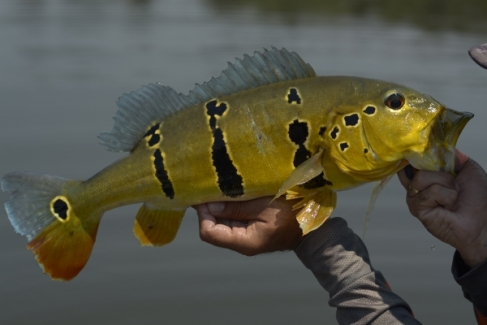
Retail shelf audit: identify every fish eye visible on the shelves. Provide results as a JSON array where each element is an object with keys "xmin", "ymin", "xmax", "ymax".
[{"xmin": 384, "ymin": 93, "xmax": 405, "ymax": 110}]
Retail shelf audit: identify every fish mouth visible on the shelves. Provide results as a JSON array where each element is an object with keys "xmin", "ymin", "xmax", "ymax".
[
  {"xmin": 407, "ymin": 108, "xmax": 473, "ymax": 173},
  {"xmin": 436, "ymin": 108, "xmax": 474, "ymax": 147}
]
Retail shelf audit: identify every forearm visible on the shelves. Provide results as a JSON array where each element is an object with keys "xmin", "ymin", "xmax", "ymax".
[
  {"xmin": 295, "ymin": 218, "xmax": 421, "ymax": 325},
  {"xmin": 452, "ymin": 251, "xmax": 487, "ymax": 320}
]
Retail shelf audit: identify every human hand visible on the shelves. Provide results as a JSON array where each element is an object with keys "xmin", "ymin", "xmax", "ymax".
[
  {"xmin": 397, "ymin": 151, "xmax": 487, "ymax": 268},
  {"xmin": 193, "ymin": 196, "xmax": 303, "ymax": 256}
]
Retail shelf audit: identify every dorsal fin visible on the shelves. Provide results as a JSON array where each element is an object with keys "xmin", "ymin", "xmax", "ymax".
[{"xmin": 98, "ymin": 47, "xmax": 317, "ymax": 152}]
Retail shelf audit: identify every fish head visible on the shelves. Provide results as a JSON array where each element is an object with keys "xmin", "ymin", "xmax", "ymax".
[
  {"xmin": 323, "ymin": 79, "xmax": 473, "ymax": 182},
  {"xmin": 361, "ymin": 85, "xmax": 473, "ymax": 174}
]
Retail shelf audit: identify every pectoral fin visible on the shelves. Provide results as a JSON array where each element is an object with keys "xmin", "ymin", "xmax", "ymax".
[
  {"xmin": 273, "ymin": 148, "xmax": 325, "ymax": 201},
  {"xmin": 293, "ymin": 189, "xmax": 337, "ymax": 235},
  {"xmin": 133, "ymin": 205, "xmax": 186, "ymax": 246}
]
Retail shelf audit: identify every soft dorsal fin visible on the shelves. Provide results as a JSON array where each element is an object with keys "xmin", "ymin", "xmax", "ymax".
[{"xmin": 98, "ymin": 47, "xmax": 317, "ymax": 152}]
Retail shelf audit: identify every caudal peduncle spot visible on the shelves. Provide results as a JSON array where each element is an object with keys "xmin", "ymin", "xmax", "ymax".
[{"xmin": 51, "ymin": 198, "xmax": 69, "ymax": 221}]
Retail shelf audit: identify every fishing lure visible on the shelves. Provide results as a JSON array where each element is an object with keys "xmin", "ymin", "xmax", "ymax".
[{"xmin": 1, "ymin": 48, "xmax": 473, "ymax": 280}]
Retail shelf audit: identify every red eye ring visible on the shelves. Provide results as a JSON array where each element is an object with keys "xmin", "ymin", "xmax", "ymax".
[{"xmin": 384, "ymin": 93, "xmax": 405, "ymax": 110}]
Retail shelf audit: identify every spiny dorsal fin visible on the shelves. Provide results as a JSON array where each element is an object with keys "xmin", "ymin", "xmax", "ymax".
[{"xmin": 98, "ymin": 47, "xmax": 316, "ymax": 152}]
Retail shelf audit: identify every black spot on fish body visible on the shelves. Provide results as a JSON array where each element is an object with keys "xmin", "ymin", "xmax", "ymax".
[
  {"xmin": 287, "ymin": 120, "xmax": 333, "ymax": 190},
  {"xmin": 206, "ymin": 100, "xmax": 228, "ymax": 130},
  {"xmin": 302, "ymin": 172, "xmax": 333, "ymax": 189},
  {"xmin": 145, "ymin": 123, "xmax": 161, "ymax": 147},
  {"xmin": 293, "ymin": 146, "xmax": 311, "ymax": 167},
  {"xmin": 288, "ymin": 120, "xmax": 309, "ymax": 145},
  {"xmin": 319, "ymin": 126, "xmax": 327, "ymax": 137},
  {"xmin": 340, "ymin": 142, "xmax": 349, "ymax": 151},
  {"xmin": 153, "ymin": 149, "xmax": 175, "ymax": 199},
  {"xmin": 288, "ymin": 120, "xmax": 312, "ymax": 168},
  {"xmin": 287, "ymin": 88, "xmax": 301, "ymax": 104},
  {"xmin": 206, "ymin": 100, "xmax": 244, "ymax": 198},
  {"xmin": 148, "ymin": 134, "xmax": 161, "ymax": 147},
  {"xmin": 363, "ymin": 106, "xmax": 376, "ymax": 115},
  {"xmin": 364, "ymin": 148, "xmax": 369, "ymax": 153},
  {"xmin": 53, "ymin": 199, "xmax": 68, "ymax": 220},
  {"xmin": 144, "ymin": 124, "xmax": 160, "ymax": 137},
  {"xmin": 211, "ymin": 129, "xmax": 244, "ymax": 197},
  {"xmin": 330, "ymin": 126, "xmax": 339, "ymax": 140},
  {"xmin": 344, "ymin": 114, "xmax": 359, "ymax": 127}
]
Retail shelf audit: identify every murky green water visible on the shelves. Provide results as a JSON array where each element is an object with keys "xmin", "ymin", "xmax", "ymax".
[{"xmin": 1, "ymin": 1, "xmax": 486, "ymax": 324}]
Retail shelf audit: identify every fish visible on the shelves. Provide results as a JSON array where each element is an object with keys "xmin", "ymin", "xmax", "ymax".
[{"xmin": 1, "ymin": 47, "xmax": 473, "ymax": 281}]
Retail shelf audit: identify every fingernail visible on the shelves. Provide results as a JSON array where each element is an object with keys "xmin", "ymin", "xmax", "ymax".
[
  {"xmin": 404, "ymin": 165, "xmax": 414, "ymax": 180},
  {"xmin": 207, "ymin": 202, "xmax": 225, "ymax": 214}
]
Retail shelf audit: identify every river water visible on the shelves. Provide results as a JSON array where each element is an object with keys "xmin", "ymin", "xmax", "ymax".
[{"xmin": 1, "ymin": 1, "xmax": 486, "ymax": 324}]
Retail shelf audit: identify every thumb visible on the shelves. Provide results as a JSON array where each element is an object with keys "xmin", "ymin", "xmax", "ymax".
[{"xmin": 206, "ymin": 201, "xmax": 254, "ymax": 221}]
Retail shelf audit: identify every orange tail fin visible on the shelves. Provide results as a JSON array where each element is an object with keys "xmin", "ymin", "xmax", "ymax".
[{"xmin": 1, "ymin": 172, "xmax": 101, "ymax": 281}]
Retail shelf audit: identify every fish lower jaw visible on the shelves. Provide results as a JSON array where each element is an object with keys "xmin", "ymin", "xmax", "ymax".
[{"xmin": 405, "ymin": 146, "xmax": 455, "ymax": 174}]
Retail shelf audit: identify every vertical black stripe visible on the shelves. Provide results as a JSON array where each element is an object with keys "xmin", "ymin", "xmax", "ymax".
[
  {"xmin": 145, "ymin": 123, "xmax": 161, "ymax": 147},
  {"xmin": 206, "ymin": 100, "xmax": 244, "ymax": 197},
  {"xmin": 153, "ymin": 149, "xmax": 175, "ymax": 199},
  {"xmin": 288, "ymin": 119, "xmax": 333, "ymax": 189},
  {"xmin": 288, "ymin": 119, "xmax": 311, "ymax": 167}
]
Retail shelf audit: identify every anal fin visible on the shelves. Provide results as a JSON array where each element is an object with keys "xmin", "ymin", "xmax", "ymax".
[
  {"xmin": 293, "ymin": 189, "xmax": 337, "ymax": 235},
  {"xmin": 134, "ymin": 205, "xmax": 186, "ymax": 246}
]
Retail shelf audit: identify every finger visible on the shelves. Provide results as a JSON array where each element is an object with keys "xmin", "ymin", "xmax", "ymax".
[
  {"xmin": 398, "ymin": 165, "xmax": 420, "ymax": 196},
  {"xmin": 409, "ymin": 170, "xmax": 456, "ymax": 193},
  {"xmin": 397, "ymin": 167, "xmax": 411, "ymax": 190},
  {"xmin": 197, "ymin": 203, "xmax": 267, "ymax": 254},
  {"xmin": 407, "ymin": 183, "xmax": 458, "ymax": 213},
  {"xmin": 454, "ymin": 149, "xmax": 470, "ymax": 173},
  {"xmin": 206, "ymin": 197, "xmax": 273, "ymax": 222},
  {"xmin": 198, "ymin": 207, "xmax": 247, "ymax": 247}
]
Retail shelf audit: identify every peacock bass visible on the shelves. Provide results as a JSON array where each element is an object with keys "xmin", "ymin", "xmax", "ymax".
[{"xmin": 1, "ymin": 48, "xmax": 473, "ymax": 281}]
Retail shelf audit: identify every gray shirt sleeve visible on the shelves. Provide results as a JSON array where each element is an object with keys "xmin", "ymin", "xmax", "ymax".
[
  {"xmin": 294, "ymin": 217, "xmax": 421, "ymax": 325},
  {"xmin": 451, "ymin": 251, "xmax": 487, "ymax": 317}
]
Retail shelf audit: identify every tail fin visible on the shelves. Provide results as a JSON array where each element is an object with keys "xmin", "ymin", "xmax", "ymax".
[{"xmin": 1, "ymin": 172, "xmax": 101, "ymax": 281}]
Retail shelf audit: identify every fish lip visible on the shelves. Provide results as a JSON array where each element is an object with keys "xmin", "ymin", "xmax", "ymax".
[
  {"xmin": 406, "ymin": 108, "xmax": 473, "ymax": 173},
  {"xmin": 438, "ymin": 108, "xmax": 474, "ymax": 147}
]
